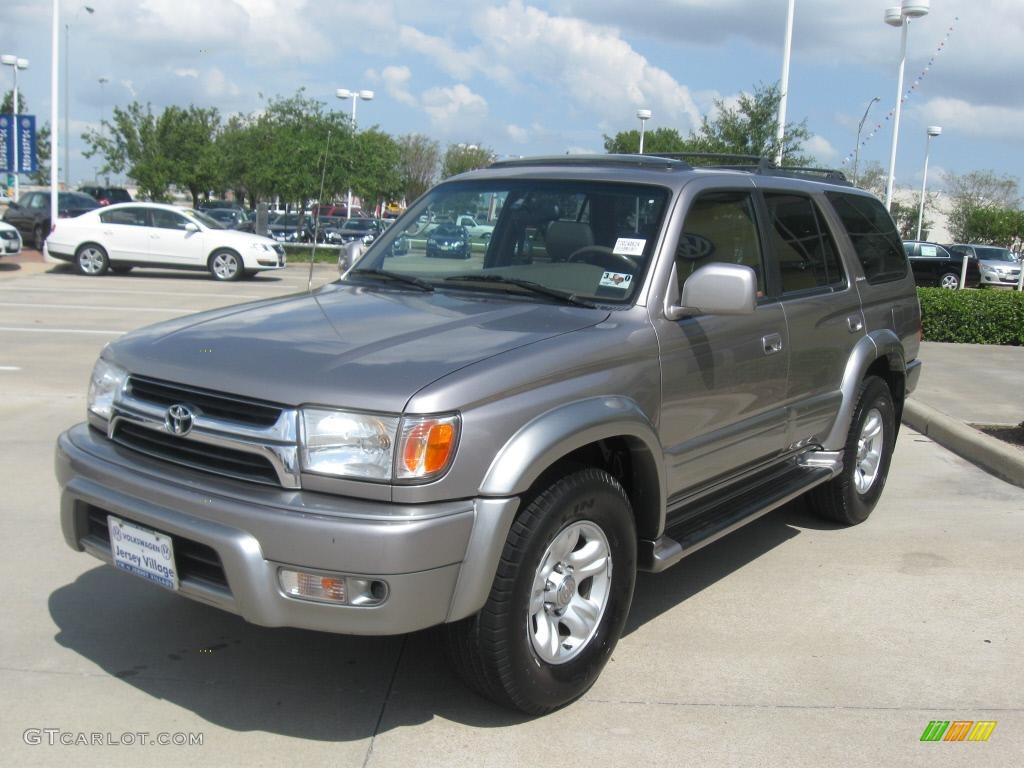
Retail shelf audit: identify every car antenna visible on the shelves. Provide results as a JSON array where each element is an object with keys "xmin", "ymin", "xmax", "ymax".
[{"xmin": 308, "ymin": 130, "xmax": 331, "ymax": 292}]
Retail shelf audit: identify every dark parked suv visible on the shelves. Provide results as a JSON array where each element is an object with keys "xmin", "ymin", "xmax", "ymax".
[
  {"xmin": 56, "ymin": 155, "xmax": 921, "ymax": 714},
  {"xmin": 2, "ymin": 191, "xmax": 99, "ymax": 248},
  {"xmin": 79, "ymin": 186, "xmax": 132, "ymax": 206}
]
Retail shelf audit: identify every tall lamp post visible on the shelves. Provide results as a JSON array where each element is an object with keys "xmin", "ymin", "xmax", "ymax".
[
  {"xmin": 915, "ymin": 125, "xmax": 941, "ymax": 241},
  {"xmin": 636, "ymin": 109, "xmax": 651, "ymax": 154},
  {"xmin": 774, "ymin": 0, "xmax": 796, "ymax": 165},
  {"xmin": 883, "ymin": 0, "xmax": 930, "ymax": 211},
  {"xmin": 853, "ymin": 96, "xmax": 880, "ymax": 185},
  {"xmin": 1, "ymin": 54, "xmax": 29, "ymax": 202},
  {"xmin": 64, "ymin": 5, "xmax": 95, "ymax": 187},
  {"xmin": 335, "ymin": 88, "xmax": 374, "ymax": 220}
]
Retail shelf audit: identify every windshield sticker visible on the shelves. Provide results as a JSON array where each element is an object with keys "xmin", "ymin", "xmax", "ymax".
[
  {"xmin": 921, "ymin": 245, "xmax": 937, "ymax": 256},
  {"xmin": 600, "ymin": 271, "xmax": 633, "ymax": 289},
  {"xmin": 613, "ymin": 237, "xmax": 646, "ymax": 256}
]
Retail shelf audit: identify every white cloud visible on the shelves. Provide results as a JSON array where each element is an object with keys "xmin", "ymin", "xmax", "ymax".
[
  {"xmin": 916, "ymin": 97, "xmax": 1024, "ymax": 142},
  {"xmin": 381, "ymin": 65, "xmax": 418, "ymax": 107},
  {"xmin": 421, "ymin": 84, "xmax": 488, "ymax": 132},
  {"xmin": 806, "ymin": 134, "xmax": 838, "ymax": 163},
  {"xmin": 398, "ymin": 26, "xmax": 481, "ymax": 80},
  {"xmin": 506, "ymin": 124, "xmax": 529, "ymax": 143},
  {"xmin": 173, "ymin": 68, "xmax": 200, "ymax": 79}
]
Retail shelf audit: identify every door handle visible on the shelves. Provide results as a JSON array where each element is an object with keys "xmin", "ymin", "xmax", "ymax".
[
  {"xmin": 847, "ymin": 315, "xmax": 864, "ymax": 333},
  {"xmin": 762, "ymin": 333, "xmax": 783, "ymax": 355}
]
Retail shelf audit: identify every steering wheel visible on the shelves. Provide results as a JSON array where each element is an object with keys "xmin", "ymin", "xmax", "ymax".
[{"xmin": 567, "ymin": 245, "xmax": 637, "ymax": 271}]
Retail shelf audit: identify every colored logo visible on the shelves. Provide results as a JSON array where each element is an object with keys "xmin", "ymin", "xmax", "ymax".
[{"xmin": 920, "ymin": 720, "xmax": 996, "ymax": 742}]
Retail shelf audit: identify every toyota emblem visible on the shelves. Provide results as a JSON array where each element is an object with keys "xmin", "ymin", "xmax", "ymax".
[{"xmin": 165, "ymin": 404, "xmax": 195, "ymax": 436}]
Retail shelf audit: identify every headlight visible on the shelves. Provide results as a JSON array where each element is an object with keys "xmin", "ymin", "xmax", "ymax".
[
  {"xmin": 299, "ymin": 408, "xmax": 459, "ymax": 482},
  {"xmin": 301, "ymin": 409, "xmax": 399, "ymax": 480},
  {"xmin": 88, "ymin": 358, "xmax": 128, "ymax": 420}
]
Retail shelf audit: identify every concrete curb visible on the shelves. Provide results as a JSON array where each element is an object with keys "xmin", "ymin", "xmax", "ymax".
[{"xmin": 903, "ymin": 399, "xmax": 1024, "ymax": 489}]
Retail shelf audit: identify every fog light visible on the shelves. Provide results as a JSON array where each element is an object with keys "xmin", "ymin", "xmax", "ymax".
[{"xmin": 278, "ymin": 568, "xmax": 388, "ymax": 606}]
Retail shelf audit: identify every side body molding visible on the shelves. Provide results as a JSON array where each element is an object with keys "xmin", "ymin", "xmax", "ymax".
[
  {"xmin": 822, "ymin": 329, "xmax": 906, "ymax": 450},
  {"xmin": 478, "ymin": 396, "xmax": 667, "ymax": 527}
]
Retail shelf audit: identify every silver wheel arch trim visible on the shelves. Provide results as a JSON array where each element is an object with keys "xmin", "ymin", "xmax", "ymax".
[{"xmin": 822, "ymin": 330, "xmax": 906, "ymax": 451}]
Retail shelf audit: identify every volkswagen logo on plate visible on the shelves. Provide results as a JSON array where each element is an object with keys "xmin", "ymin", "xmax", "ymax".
[{"xmin": 165, "ymin": 404, "xmax": 195, "ymax": 436}]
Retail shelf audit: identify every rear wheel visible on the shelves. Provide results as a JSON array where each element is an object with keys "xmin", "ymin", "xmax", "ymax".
[
  {"xmin": 74, "ymin": 244, "xmax": 109, "ymax": 276},
  {"xmin": 808, "ymin": 376, "xmax": 896, "ymax": 525},
  {"xmin": 208, "ymin": 249, "xmax": 242, "ymax": 281},
  {"xmin": 443, "ymin": 468, "xmax": 636, "ymax": 714},
  {"xmin": 939, "ymin": 272, "xmax": 960, "ymax": 289}
]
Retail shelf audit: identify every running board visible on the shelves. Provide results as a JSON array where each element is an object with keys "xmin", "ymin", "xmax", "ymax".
[{"xmin": 638, "ymin": 463, "xmax": 834, "ymax": 573}]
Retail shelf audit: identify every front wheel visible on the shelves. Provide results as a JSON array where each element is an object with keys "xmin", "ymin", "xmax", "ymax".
[
  {"xmin": 208, "ymin": 249, "xmax": 243, "ymax": 281},
  {"xmin": 808, "ymin": 376, "xmax": 896, "ymax": 525},
  {"xmin": 443, "ymin": 468, "xmax": 636, "ymax": 714},
  {"xmin": 939, "ymin": 272, "xmax": 960, "ymax": 289}
]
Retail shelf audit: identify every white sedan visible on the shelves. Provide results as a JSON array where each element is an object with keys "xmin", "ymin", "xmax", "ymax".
[
  {"xmin": 44, "ymin": 203, "xmax": 286, "ymax": 280},
  {"xmin": 0, "ymin": 220, "xmax": 22, "ymax": 257}
]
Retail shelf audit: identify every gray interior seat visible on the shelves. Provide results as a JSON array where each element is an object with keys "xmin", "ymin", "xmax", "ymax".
[{"xmin": 545, "ymin": 220, "xmax": 595, "ymax": 261}]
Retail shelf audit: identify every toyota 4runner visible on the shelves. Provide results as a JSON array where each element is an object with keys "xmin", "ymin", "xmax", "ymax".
[{"xmin": 56, "ymin": 155, "xmax": 922, "ymax": 714}]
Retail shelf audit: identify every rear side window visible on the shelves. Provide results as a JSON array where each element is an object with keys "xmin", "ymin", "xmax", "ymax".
[
  {"xmin": 764, "ymin": 192, "xmax": 845, "ymax": 293},
  {"xmin": 825, "ymin": 193, "xmax": 908, "ymax": 283},
  {"xmin": 100, "ymin": 208, "xmax": 148, "ymax": 226}
]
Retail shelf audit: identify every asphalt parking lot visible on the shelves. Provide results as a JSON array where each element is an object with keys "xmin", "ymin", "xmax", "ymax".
[{"xmin": 1, "ymin": 261, "xmax": 1022, "ymax": 767}]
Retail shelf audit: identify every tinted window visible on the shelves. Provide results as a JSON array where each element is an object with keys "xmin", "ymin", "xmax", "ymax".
[
  {"xmin": 825, "ymin": 193, "xmax": 907, "ymax": 283},
  {"xmin": 675, "ymin": 191, "xmax": 765, "ymax": 295},
  {"xmin": 100, "ymin": 208, "xmax": 149, "ymax": 226},
  {"xmin": 764, "ymin": 193, "xmax": 844, "ymax": 293},
  {"xmin": 150, "ymin": 209, "xmax": 189, "ymax": 230},
  {"xmin": 27, "ymin": 194, "xmax": 46, "ymax": 209}
]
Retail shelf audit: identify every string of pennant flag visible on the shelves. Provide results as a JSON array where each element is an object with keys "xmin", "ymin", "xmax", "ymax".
[{"xmin": 840, "ymin": 16, "xmax": 958, "ymax": 167}]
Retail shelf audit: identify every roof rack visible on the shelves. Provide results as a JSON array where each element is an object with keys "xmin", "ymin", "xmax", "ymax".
[
  {"xmin": 651, "ymin": 152, "xmax": 852, "ymax": 186},
  {"xmin": 488, "ymin": 154, "xmax": 692, "ymax": 171}
]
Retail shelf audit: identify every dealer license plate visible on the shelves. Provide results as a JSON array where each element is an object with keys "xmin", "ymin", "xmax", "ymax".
[{"xmin": 108, "ymin": 516, "xmax": 179, "ymax": 590}]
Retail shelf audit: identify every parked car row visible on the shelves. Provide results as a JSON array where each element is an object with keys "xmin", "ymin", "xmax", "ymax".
[{"xmin": 903, "ymin": 240, "xmax": 1022, "ymax": 289}]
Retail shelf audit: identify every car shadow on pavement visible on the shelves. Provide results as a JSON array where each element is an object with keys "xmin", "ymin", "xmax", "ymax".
[
  {"xmin": 0, "ymin": 262, "xmax": 21, "ymax": 272},
  {"xmin": 48, "ymin": 499, "xmax": 836, "ymax": 740}
]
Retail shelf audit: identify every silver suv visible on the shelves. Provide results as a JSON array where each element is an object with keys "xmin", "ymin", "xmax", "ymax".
[{"xmin": 56, "ymin": 155, "xmax": 922, "ymax": 714}]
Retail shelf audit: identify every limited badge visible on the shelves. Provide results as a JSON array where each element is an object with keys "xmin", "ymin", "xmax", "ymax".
[
  {"xmin": 600, "ymin": 271, "xmax": 633, "ymax": 289},
  {"xmin": 613, "ymin": 237, "xmax": 646, "ymax": 256}
]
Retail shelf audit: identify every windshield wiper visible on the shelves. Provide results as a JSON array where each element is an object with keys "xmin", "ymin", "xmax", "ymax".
[
  {"xmin": 346, "ymin": 268, "xmax": 434, "ymax": 292},
  {"xmin": 444, "ymin": 275, "xmax": 597, "ymax": 308}
]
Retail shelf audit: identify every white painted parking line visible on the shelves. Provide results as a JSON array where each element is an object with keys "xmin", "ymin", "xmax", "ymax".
[
  {"xmin": 0, "ymin": 366, "xmax": 21, "ymax": 371},
  {"xmin": 0, "ymin": 302, "xmax": 195, "ymax": 313},
  {"xmin": 0, "ymin": 326, "xmax": 124, "ymax": 335},
  {"xmin": 0, "ymin": 286, "xmax": 265, "ymax": 299}
]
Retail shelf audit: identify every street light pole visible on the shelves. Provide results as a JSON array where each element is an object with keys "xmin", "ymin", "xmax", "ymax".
[
  {"xmin": 853, "ymin": 96, "xmax": 880, "ymax": 185},
  {"xmin": 636, "ymin": 109, "xmax": 651, "ymax": 154},
  {"xmin": 335, "ymin": 88, "xmax": 374, "ymax": 220},
  {"xmin": 1, "ymin": 54, "xmax": 29, "ymax": 202},
  {"xmin": 884, "ymin": 1, "xmax": 930, "ymax": 211},
  {"xmin": 915, "ymin": 125, "xmax": 941, "ymax": 241},
  {"xmin": 774, "ymin": 0, "xmax": 796, "ymax": 165},
  {"xmin": 50, "ymin": 0, "xmax": 60, "ymax": 247}
]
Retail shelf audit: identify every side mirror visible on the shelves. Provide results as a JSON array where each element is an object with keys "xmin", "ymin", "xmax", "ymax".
[
  {"xmin": 664, "ymin": 262, "xmax": 758, "ymax": 320},
  {"xmin": 184, "ymin": 222, "xmax": 200, "ymax": 233},
  {"xmin": 6, "ymin": 201, "xmax": 19, "ymax": 210}
]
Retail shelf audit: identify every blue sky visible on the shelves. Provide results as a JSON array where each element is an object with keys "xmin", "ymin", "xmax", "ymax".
[{"xmin": 3, "ymin": 0, "xmax": 1022, "ymax": 194}]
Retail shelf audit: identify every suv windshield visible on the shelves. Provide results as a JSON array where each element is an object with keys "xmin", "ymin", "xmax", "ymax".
[{"xmin": 349, "ymin": 180, "xmax": 670, "ymax": 305}]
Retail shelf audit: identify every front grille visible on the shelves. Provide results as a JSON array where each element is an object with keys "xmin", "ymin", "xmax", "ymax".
[
  {"xmin": 85, "ymin": 506, "xmax": 230, "ymax": 592},
  {"xmin": 128, "ymin": 375, "xmax": 283, "ymax": 427},
  {"xmin": 113, "ymin": 421, "xmax": 280, "ymax": 486}
]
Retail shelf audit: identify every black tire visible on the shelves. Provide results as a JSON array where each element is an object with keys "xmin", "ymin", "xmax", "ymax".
[
  {"xmin": 208, "ymin": 249, "xmax": 243, "ymax": 281},
  {"xmin": 443, "ymin": 468, "xmax": 636, "ymax": 714},
  {"xmin": 938, "ymin": 272, "xmax": 960, "ymax": 290},
  {"xmin": 33, "ymin": 224, "xmax": 46, "ymax": 250},
  {"xmin": 74, "ymin": 243, "xmax": 110, "ymax": 276},
  {"xmin": 808, "ymin": 376, "xmax": 896, "ymax": 525},
  {"xmin": 111, "ymin": 265, "xmax": 133, "ymax": 275}
]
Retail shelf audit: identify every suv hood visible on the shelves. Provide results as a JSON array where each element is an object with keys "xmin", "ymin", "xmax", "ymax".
[{"xmin": 109, "ymin": 284, "xmax": 610, "ymax": 413}]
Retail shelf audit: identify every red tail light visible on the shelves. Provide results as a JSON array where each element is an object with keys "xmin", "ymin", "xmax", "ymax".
[{"xmin": 99, "ymin": 198, "xmax": 110, "ymax": 206}]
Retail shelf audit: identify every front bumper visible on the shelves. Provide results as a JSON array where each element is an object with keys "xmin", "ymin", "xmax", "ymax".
[
  {"xmin": 55, "ymin": 424, "xmax": 518, "ymax": 635},
  {"xmin": 980, "ymin": 271, "xmax": 1020, "ymax": 285}
]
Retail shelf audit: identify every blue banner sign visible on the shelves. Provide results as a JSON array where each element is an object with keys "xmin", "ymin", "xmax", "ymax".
[{"xmin": 0, "ymin": 115, "xmax": 37, "ymax": 174}]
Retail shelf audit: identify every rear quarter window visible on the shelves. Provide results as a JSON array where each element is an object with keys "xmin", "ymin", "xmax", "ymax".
[{"xmin": 825, "ymin": 192, "xmax": 908, "ymax": 284}]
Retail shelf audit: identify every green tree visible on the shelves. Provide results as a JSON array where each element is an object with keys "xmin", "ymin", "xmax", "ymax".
[
  {"xmin": 441, "ymin": 144, "xmax": 495, "ymax": 178},
  {"xmin": 3, "ymin": 90, "xmax": 53, "ymax": 186},
  {"xmin": 962, "ymin": 206, "xmax": 1024, "ymax": 247},
  {"xmin": 397, "ymin": 133, "xmax": 440, "ymax": 204},
  {"xmin": 351, "ymin": 129, "xmax": 402, "ymax": 214},
  {"xmin": 82, "ymin": 102, "xmax": 173, "ymax": 201},
  {"xmin": 157, "ymin": 105, "xmax": 221, "ymax": 207},
  {"xmin": 944, "ymin": 170, "xmax": 1021, "ymax": 243},
  {"xmin": 602, "ymin": 127, "xmax": 688, "ymax": 154}
]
